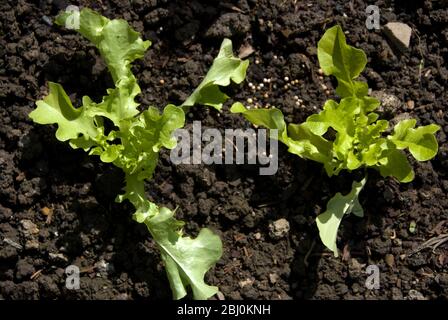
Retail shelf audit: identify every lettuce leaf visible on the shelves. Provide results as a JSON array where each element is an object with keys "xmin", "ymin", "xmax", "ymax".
[
  {"xmin": 316, "ymin": 176, "xmax": 366, "ymax": 257},
  {"xmin": 182, "ymin": 39, "xmax": 249, "ymax": 110}
]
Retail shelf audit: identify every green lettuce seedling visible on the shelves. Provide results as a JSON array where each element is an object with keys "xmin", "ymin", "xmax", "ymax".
[
  {"xmin": 30, "ymin": 8, "xmax": 248, "ymax": 299},
  {"xmin": 231, "ymin": 25, "xmax": 439, "ymax": 257}
]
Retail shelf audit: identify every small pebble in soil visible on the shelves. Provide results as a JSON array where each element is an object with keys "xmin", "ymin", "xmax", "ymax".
[
  {"xmin": 20, "ymin": 220, "xmax": 39, "ymax": 238},
  {"xmin": 269, "ymin": 273, "xmax": 279, "ymax": 284},
  {"xmin": 269, "ymin": 218, "xmax": 290, "ymax": 239},
  {"xmin": 406, "ymin": 100, "xmax": 415, "ymax": 109},
  {"xmin": 407, "ymin": 289, "xmax": 427, "ymax": 300},
  {"xmin": 239, "ymin": 278, "xmax": 254, "ymax": 288},
  {"xmin": 25, "ymin": 239, "xmax": 39, "ymax": 250}
]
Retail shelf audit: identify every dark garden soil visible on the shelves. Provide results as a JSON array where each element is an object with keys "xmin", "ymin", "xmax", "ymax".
[{"xmin": 1, "ymin": 0, "xmax": 448, "ymax": 300}]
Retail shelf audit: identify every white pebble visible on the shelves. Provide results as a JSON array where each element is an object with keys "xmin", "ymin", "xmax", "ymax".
[
  {"xmin": 247, "ymin": 98, "xmax": 253, "ymax": 104},
  {"xmin": 284, "ymin": 76, "xmax": 289, "ymax": 82}
]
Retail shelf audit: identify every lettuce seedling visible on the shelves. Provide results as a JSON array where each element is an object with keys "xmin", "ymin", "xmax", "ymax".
[
  {"xmin": 232, "ymin": 25, "xmax": 439, "ymax": 256},
  {"xmin": 30, "ymin": 8, "xmax": 248, "ymax": 299}
]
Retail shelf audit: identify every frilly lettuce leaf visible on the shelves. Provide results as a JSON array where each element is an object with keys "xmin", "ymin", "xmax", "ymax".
[
  {"xmin": 378, "ymin": 147, "xmax": 414, "ymax": 182},
  {"xmin": 182, "ymin": 39, "xmax": 249, "ymax": 110},
  {"xmin": 230, "ymin": 102, "xmax": 333, "ymax": 164},
  {"xmin": 316, "ymin": 176, "xmax": 366, "ymax": 257},
  {"xmin": 389, "ymin": 119, "xmax": 440, "ymax": 161},
  {"xmin": 144, "ymin": 207, "xmax": 222, "ymax": 300},
  {"xmin": 56, "ymin": 8, "xmax": 150, "ymax": 83},
  {"xmin": 29, "ymin": 82, "xmax": 98, "ymax": 141},
  {"xmin": 119, "ymin": 174, "xmax": 222, "ymax": 300},
  {"xmin": 55, "ymin": 8, "xmax": 151, "ymax": 127}
]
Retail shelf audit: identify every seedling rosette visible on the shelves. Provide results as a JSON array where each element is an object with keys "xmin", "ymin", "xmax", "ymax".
[
  {"xmin": 29, "ymin": 8, "xmax": 248, "ymax": 300},
  {"xmin": 232, "ymin": 25, "xmax": 440, "ymax": 257}
]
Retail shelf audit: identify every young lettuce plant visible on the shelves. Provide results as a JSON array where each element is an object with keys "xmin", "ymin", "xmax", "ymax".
[
  {"xmin": 29, "ymin": 8, "xmax": 248, "ymax": 299},
  {"xmin": 231, "ymin": 25, "xmax": 439, "ymax": 257}
]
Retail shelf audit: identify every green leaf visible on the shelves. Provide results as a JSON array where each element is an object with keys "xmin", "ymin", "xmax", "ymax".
[
  {"xmin": 182, "ymin": 39, "xmax": 249, "ymax": 110},
  {"xmin": 56, "ymin": 8, "xmax": 150, "ymax": 127},
  {"xmin": 316, "ymin": 176, "xmax": 367, "ymax": 257},
  {"xmin": 118, "ymin": 175, "xmax": 222, "ymax": 300},
  {"xmin": 304, "ymin": 98, "xmax": 357, "ymax": 136},
  {"xmin": 287, "ymin": 123, "xmax": 333, "ymax": 163},
  {"xmin": 56, "ymin": 7, "xmax": 108, "ymax": 44},
  {"xmin": 29, "ymin": 82, "xmax": 98, "ymax": 141},
  {"xmin": 361, "ymin": 139, "xmax": 386, "ymax": 166},
  {"xmin": 389, "ymin": 119, "xmax": 440, "ymax": 161},
  {"xmin": 139, "ymin": 104, "xmax": 186, "ymax": 152},
  {"xmin": 317, "ymin": 25, "xmax": 367, "ymax": 97},
  {"xmin": 99, "ymin": 144, "xmax": 123, "ymax": 163},
  {"xmin": 141, "ymin": 206, "xmax": 222, "ymax": 300},
  {"xmin": 378, "ymin": 148, "xmax": 415, "ymax": 182},
  {"xmin": 230, "ymin": 102, "xmax": 287, "ymax": 138},
  {"xmin": 56, "ymin": 8, "xmax": 150, "ymax": 83}
]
